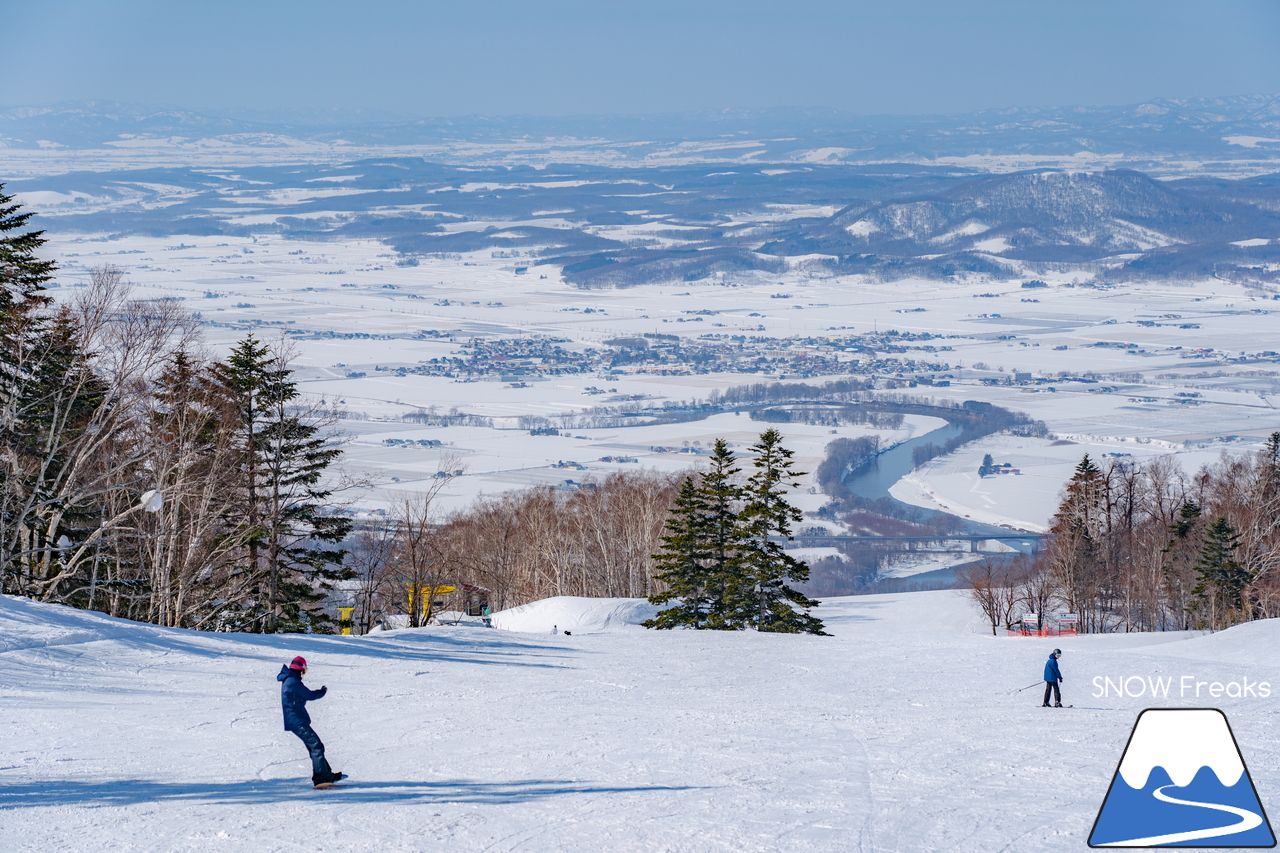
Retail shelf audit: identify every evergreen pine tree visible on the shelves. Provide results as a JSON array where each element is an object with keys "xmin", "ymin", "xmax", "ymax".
[
  {"xmin": 210, "ymin": 336, "xmax": 352, "ymax": 632},
  {"xmin": 1188, "ymin": 516, "xmax": 1248, "ymax": 630},
  {"xmin": 642, "ymin": 476, "xmax": 713, "ymax": 629},
  {"xmin": 0, "ymin": 184, "xmax": 57, "ymax": 592},
  {"xmin": 0, "ymin": 183, "xmax": 56, "ymax": 308},
  {"xmin": 1262, "ymin": 431, "xmax": 1280, "ymax": 494},
  {"xmin": 1168, "ymin": 500, "xmax": 1201, "ymax": 541},
  {"xmin": 696, "ymin": 438, "xmax": 749, "ymax": 630},
  {"xmin": 1047, "ymin": 454, "xmax": 1105, "ymax": 628},
  {"xmin": 734, "ymin": 429, "xmax": 826, "ymax": 634},
  {"xmin": 1159, "ymin": 500, "xmax": 1201, "ymax": 629},
  {"xmin": 1, "ymin": 191, "xmax": 114, "ymax": 600},
  {"xmin": 645, "ymin": 438, "xmax": 747, "ymax": 630}
]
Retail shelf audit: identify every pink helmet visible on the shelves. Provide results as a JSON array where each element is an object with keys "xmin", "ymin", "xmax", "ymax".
[{"xmin": 288, "ymin": 656, "xmax": 307, "ymax": 671}]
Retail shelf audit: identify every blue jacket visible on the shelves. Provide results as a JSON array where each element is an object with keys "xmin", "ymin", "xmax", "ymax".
[
  {"xmin": 1044, "ymin": 655, "xmax": 1062, "ymax": 683},
  {"xmin": 278, "ymin": 665, "xmax": 326, "ymax": 731}
]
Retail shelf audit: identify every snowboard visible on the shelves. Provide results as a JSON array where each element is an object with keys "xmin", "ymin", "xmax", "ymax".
[{"xmin": 314, "ymin": 774, "xmax": 348, "ymax": 789}]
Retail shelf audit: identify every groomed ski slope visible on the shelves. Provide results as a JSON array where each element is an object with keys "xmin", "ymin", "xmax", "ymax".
[{"xmin": 2, "ymin": 592, "xmax": 1278, "ymax": 853}]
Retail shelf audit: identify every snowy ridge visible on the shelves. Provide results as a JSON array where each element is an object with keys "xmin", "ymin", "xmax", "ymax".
[
  {"xmin": 829, "ymin": 171, "xmax": 1219, "ymax": 257},
  {"xmin": 0, "ymin": 594, "xmax": 181, "ymax": 654}
]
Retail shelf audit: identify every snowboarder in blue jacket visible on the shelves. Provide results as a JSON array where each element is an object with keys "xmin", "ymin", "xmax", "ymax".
[
  {"xmin": 1042, "ymin": 648, "xmax": 1063, "ymax": 707},
  {"xmin": 277, "ymin": 656, "xmax": 344, "ymax": 786}
]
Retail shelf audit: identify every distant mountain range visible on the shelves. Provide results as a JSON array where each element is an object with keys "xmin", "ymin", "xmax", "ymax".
[
  {"xmin": 3, "ymin": 95, "xmax": 1280, "ymax": 162},
  {"xmin": 552, "ymin": 169, "xmax": 1280, "ymax": 287},
  {"xmin": 5, "ymin": 151, "xmax": 1278, "ymax": 289},
  {"xmin": 750, "ymin": 169, "xmax": 1280, "ymax": 285}
]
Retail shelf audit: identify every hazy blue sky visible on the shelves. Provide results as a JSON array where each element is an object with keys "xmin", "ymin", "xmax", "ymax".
[{"xmin": 6, "ymin": 0, "xmax": 1279, "ymax": 117}]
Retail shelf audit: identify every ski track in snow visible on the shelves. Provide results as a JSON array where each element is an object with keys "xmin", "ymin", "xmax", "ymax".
[{"xmin": 2, "ymin": 591, "xmax": 1279, "ymax": 852}]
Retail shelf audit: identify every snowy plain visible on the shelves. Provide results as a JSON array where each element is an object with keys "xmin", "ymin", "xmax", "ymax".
[
  {"xmin": 0, "ymin": 179, "xmax": 1269, "ymax": 589},
  {"xmin": 3, "ymin": 592, "xmax": 1279, "ymax": 853},
  {"xmin": 5, "ymin": 141, "xmax": 1275, "ymax": 535},
  {"xmin": 890, "ymin": 434, "xmax": 1248, "ymax": 533},
  {"xmin": 24, "ymin": 223, "xmax": 1280, "ymax": 533}
]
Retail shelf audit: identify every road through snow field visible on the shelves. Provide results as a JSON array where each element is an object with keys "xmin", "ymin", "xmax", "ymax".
[{"xmin": 2, "ymin": 592, "xmax": 1278, "ymax": 852}]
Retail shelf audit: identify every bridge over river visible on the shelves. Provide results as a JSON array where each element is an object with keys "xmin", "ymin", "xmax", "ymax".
[
  {"xmin": 791, "ymin": 533, "xmax": 1043, "ymax": 554},
  {"xmin": 829, "ymin": 418, "xmax": 1048, "ymax": 557}
]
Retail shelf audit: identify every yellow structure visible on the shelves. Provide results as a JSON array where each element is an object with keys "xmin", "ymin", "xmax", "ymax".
[
  {"xmin": 406, "ymin": 584, "xmax": 457, "ymax": 621},
  {"xmin": 337, "ymin": 606, "xmax": 355, "ymax": 635}
]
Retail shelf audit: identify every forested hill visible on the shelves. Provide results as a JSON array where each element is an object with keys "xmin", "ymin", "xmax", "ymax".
[{"xmin": 755, "ymin": 169, "xmax": 1280, "ymax": 282}]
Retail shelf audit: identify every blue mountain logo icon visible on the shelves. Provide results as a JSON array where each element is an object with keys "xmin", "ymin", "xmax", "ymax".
[{"xmin": 1089, "ymin": 708, "xmax": 1276, "ymax": 847}]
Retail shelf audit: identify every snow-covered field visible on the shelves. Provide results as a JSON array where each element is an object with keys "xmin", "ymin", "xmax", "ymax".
[
  {"xmin": 24, "ymin": 225, "xmax": 1279, "ymax": 529},
  {"xmin": 5, "ymin": 134, "xmax": 1279, "ymax": 180},
  {"xmin": 4, "ymin": 592, "xmax": 1278, "ymax": 852},
  {"xmin": 0, "ymin": 155, "xmax": 1274, "ymax": 546},
  {"xmin": 336, "ymin": 411, "xmax": 941, "ymax": 517},
  {"xmin": 890, "ymin": 434, "xmax": 1249, "ymax": 532}
]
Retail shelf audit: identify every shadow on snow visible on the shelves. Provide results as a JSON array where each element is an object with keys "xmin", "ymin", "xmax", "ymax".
[
  {"xmin": 0, "ymin": 596, "xmax": 579, "ymax": 671},
  {"xmin": 0, "ymin": 777, "xmax": 705, "ymax": 808}
]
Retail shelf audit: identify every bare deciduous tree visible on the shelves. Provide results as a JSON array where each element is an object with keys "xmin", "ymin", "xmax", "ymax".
[{"xmin": 958, "ymin": 557, "xmax": 1019, "ymax": 635}]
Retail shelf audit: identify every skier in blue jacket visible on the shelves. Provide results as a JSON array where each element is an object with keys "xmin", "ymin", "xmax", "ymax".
[
  {"xmin": 277, "ymin": 656, "xmax": 344, "ymax": 787},
  {"xmin": 1042, "ymin": 648, "xmax": 1064, "ymax": 707}
]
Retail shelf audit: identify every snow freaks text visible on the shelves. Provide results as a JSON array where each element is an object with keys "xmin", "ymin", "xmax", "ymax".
[{"xmin": 1092, "ymin": 676, "xmax": 1272, "ymax": 700}]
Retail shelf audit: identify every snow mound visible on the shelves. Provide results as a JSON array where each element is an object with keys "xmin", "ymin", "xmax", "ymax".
[
  {"xmin": 1142, "ymin": 616, "xmax": 1280, "ymax": 666},
  {"xmin": 0, "ymin": 594, "xmax": 182, "ymax": 655},
  {"xmin": 492, "ymin": 596, "xmax": 659, "ymax": 634}
]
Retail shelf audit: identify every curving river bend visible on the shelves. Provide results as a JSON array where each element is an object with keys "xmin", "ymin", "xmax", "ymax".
[{"xmin": 840, "ymin": 421, "xmax": 1042, "ymax": 557}]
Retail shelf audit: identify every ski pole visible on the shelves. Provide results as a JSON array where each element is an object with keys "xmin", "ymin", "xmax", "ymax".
[{"xmin": 1013, "ymin": 681, "xmax": 1042, "ymax": 693}]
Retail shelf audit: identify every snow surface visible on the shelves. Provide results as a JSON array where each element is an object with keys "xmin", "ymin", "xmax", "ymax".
[
  {"xmin": 890, "ymin": 433, "xmax": 1255, "ymax": 533},
  {"xmin": 4, "ymin": 592, "xmax": 1280, "ymax": 852},
  {"xmin": 971, "ymin": 236, "xmax": 1011, "ymax": 254},
  {"xmin": 491, "ymin": 596, "xmax": 658, "ymax": 634},
  {"xmin": 1223, "ymin": 135, "xmax": 1280, "ymax": 148}
]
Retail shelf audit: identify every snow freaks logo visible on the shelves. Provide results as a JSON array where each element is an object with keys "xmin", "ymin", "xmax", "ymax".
[
  {"xmin": 1092, "ymin": 675, "xmax": 1272, "ymax": 700},
  {"xmin": 1089, "ymin": 709, "xmax": 1276, "ymax": 848}
]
